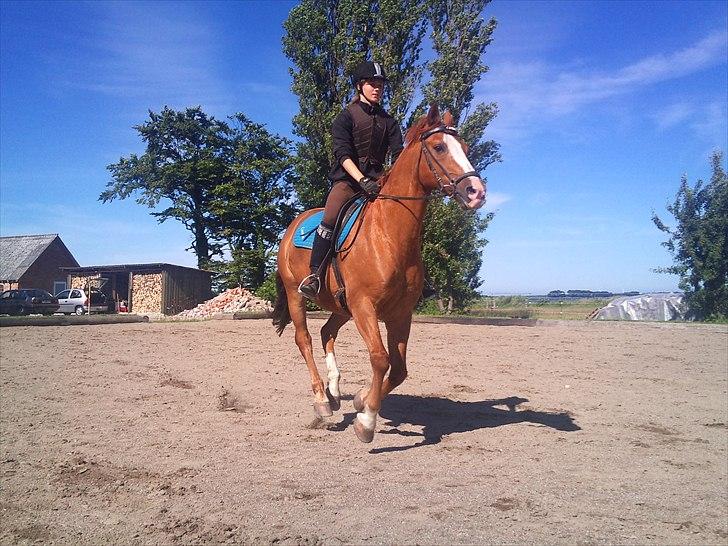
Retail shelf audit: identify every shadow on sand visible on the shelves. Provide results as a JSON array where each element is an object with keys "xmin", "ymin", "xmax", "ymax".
[{"xmin": 331, "ymin": 394, "xmax": 580, "ymax": 453}]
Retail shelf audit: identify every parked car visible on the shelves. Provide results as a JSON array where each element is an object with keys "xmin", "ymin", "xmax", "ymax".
[
  {"xmin": 55, "ymin": 288, "xmax": 109, "ymax": 315},
  {"xmin": 0, "ymin": 289, "xmax": 59, "ymax": 316}
]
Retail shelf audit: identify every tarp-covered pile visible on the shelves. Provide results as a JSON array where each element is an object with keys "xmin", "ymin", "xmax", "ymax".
[
  {"xmin": 593, "ymin": 293, "xmax": 686, "ymax": 321},
  {"xmin": 177, "ymin": 287, "xmax": 272, "ymax": 318}
]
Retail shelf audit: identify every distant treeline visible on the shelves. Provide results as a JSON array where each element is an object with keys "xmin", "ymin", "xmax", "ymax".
[{"xmin": 546, "ymin": 290, "xmax": 640, "ymax": 298}]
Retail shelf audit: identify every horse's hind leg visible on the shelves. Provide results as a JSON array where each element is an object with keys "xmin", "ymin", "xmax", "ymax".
[
  {"xmin": 287, "ymin": 291, "xmax": 332, "ymax": 417},
  {"xmin": 320, "ymin": 313, "xmax": 349, "ymax": 411}
]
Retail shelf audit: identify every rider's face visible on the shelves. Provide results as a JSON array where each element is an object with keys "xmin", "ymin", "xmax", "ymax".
[{"xmin": 360, "ymin": 78, "xmax": 384, "ymax": 104}]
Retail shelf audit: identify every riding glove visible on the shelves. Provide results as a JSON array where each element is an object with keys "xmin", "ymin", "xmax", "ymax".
[{"xmin": 358, "ymin": 176, "xmax": 380, "ymax": 196}]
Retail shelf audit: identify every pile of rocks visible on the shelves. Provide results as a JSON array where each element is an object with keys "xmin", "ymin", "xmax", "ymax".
[{"xmin": 177, "ymin": 287, "xmax": 272, "ymax": 319}]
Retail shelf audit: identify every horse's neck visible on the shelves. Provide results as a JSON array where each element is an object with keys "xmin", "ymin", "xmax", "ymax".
[{"xmin": 370, "ymin": 152, "xmax": 428, "ymax": 246}]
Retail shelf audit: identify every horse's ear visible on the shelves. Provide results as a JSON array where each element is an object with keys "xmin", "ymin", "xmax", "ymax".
[
  {"xmin": 442, "ymin": 111, "xmax": 454, "ymax": 127},
  {"xmin": 426, "ymin": 103, "xmax": 440, "ymax": 125}
]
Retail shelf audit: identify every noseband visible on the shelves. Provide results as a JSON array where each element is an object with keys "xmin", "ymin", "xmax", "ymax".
[
  {"xmin": 419, "ymin": 126, "xmax": 480, "ymax": 206},
  {"xmin": 376, "ymin": 125, "xmax": 481, "ymax": 206}
]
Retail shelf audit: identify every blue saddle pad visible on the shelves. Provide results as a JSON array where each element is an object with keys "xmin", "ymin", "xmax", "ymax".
[{"xmin": 293, "ymin": 198, "xmax": 366, "ymax": 250}]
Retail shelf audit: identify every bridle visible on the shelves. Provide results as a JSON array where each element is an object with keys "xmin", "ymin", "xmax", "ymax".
[{"xmin": 376, "ymin": 125, "xmax": 481, "ymax": 207}]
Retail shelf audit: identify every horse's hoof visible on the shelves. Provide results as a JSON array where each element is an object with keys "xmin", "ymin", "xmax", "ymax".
[
  {"xmin": 353, "ymin": 388, "xmax": 368, "ymax": 412},
  {"xmin": 326, "ymin": 387, "xmax": 341, "ymax": 411},
  {"xmin": 313, "ymin": 401, "xmax": 333, "ymax": 417},
  {"xmin": 353, "ymin": 418, "xmax": 374, "ymax": 443}
]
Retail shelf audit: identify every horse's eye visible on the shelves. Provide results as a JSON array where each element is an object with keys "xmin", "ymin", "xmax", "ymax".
[{"xmin": 434, "ymin": 144, "xmax": 446, "ymax": 153}]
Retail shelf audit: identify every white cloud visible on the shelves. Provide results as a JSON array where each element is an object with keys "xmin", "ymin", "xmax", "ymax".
[
  {"xmin": 652, "ymin": 102, "xmax": 695, "ymax": 130},
  {"xmin": 482, "ymin": 191, "xmax": 511, "ymax": 212},
  {"xmin": 478, "ymin": 30, "xmax": 728, "ymax": 142}
]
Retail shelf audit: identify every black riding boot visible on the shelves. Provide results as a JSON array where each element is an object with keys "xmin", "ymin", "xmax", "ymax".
[{"xmin": 298, "ymin": 224, "xmax": 333, "ymax": 299}]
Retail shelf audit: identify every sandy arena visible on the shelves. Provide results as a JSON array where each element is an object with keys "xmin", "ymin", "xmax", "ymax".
[{"xmin": 1, "ymin": 318, "xmax": 726, "ymax": 545}]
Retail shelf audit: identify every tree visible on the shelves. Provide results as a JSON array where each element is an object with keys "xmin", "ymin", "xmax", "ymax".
[
  {"xmin": 207, "ymin": 114, "xmax": 296, "ymax": 289},
  {"xmin": 102, "ymin": 107, "xmax": 229, "ymax": 268},
  {"xmin": 652, "ymin": 151, "xmax": 728, "ymax": 320},
  {"xmin": 281, "ymin": 0, "xmax": 499, "ymax": 310},
  {"xmin": 423, "ymin": 203, "xmax": 494, "ymax": 312},
  {"xmin": 282, "ymin": 0, "xmax": 427, "ymax": 209},
  {"xmin": 420, "ymin": 0, "xmax": 500, "ymax": 311},
  {"xmin": 102, "ymin": 107, "xmax": 294, "ymax": 290}
]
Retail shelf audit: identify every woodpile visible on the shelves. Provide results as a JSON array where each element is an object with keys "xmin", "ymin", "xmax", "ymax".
[
  {"xmin": 176, "ymin": 287, "xmax": 272, "ymax": 318},
  {"xmin": 70, "ymin": 274, "xmax": 99, "ymax": 290},
  {"xmin": 132, "ymin": 273, "xmax": 162, "ymax": 314}
]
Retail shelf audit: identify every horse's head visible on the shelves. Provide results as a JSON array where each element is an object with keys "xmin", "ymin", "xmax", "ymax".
[{"xmin": 407, "ymin": 105, "xmax": 487, "ymax": 210}]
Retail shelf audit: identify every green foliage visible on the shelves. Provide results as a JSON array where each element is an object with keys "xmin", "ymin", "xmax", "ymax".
[
  {"xmin": 422, "ymin": 201, "xmax": 493, "ymax": 311},
  {"xmin": 419, "ymin": 0, "xmax": 500, "ymax": 311},
  {"xmin": 102, "ymin": 107, "xmax": 293, "ymax": 290},
  {"xmin": 254, "ymin": 271, "xmax": 278, "ymax": 304},
  {"xmin": 653, "ymin": 151, "xmax": 728, "ymax": 320},
  {"xmin": 282, "ymin": 0, "xmax": 428, "ymax": 209},
  {"xmin": 102, "ymin": 107, "xmax": 229, "ymax": 268},
  {"xmin": 282, "ymin": 0, "xmax": 499, "ymax": 310},
  {"xmin": 208, "ymin": 113, "xmax": 295, "ymax": 289}
]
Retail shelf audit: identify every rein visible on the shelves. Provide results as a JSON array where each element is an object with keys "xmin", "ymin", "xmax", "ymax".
[{"xmin": 375, "ymin": 125, "xmax": 479, "ymax": 205}]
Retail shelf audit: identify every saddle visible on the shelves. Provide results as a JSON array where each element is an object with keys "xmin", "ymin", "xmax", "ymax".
[{"xmin": 293, "ymin": 195, "xmax": 368, "ymax": 311}]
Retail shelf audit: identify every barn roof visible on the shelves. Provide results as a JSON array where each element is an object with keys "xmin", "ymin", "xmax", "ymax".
[{"xmin": 0, "ymin": 234, "xmax": 68, "ymax": 282}]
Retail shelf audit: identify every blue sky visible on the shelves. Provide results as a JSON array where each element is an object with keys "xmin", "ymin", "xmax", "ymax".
[{"xmin": 1, "ymin": 0, "xmax": 726, "ymax": 294}]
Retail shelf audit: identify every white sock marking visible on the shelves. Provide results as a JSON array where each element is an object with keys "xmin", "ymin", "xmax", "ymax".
[
  {"xmin": 326, "ymin": 352, "xmax": 340, "ymax": 398},
  {"xmin": 357, "ymin": 404, "xmax": 378, "ymax": 430}
]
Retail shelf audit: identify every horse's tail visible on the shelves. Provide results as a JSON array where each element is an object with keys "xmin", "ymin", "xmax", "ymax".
[{"xmin": 271, "ymin": 271, "xmax": 291, "ymax": 336}]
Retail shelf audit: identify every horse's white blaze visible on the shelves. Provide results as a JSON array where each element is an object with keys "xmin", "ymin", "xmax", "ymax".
[
  {"xmin": 444, "ymin": 133, "xmax": 475, "ymax": 173},
  {"xmin": 357, "ymin": 404, "xmax": 378, "ymax": 430},
  {"xmin": 325, "ymin": 352, "xmax": 340, "ymax": 397}
]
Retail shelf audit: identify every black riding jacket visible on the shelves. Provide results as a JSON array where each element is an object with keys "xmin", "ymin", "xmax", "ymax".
[{"xmin": 328, "ymin": 101, "xmax": 404, "ymax": 185}]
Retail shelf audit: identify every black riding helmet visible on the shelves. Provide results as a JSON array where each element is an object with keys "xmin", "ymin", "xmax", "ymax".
[{"xmin": 351, "ymin": 61, "xmax": 387, "ymax": 87}]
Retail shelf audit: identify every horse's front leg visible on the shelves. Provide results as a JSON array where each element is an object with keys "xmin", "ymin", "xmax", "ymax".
[
  {"xmin": 353, "ymin": 314, "xmax": 411, "ymax": 410},
  {"xmin": 351, "ymin": 305, "xmax": 389, "ymax": 443},
  {"xmin": 320, "ymin": 313, "xmax": 350, "ymax": 411}
]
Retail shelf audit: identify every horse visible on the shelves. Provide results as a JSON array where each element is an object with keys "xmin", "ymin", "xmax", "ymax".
[{"xmin": 272, "ymin": 104, "xmax": 487, "ymax": 443}]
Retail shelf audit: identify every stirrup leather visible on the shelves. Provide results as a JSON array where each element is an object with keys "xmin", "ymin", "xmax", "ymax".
[{"xmin": 297, "ymin": 274, "xmax": 321, "ymax": 299}]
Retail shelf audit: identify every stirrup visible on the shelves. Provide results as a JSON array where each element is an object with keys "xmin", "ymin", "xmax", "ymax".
[{"xmin": 297, "ymin": 274, "xmax": 321, "ymax": 299}]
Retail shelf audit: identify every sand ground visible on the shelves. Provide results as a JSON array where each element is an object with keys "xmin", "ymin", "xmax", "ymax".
[{"xmin": 1, "ymin": 318, "xmax": 726, "ymax": 545}]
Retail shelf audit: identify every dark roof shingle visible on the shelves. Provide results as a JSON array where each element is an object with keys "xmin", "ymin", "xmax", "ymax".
[{"xmin": 0, "ymin": 234, "xmax": 59, "ymax": 281}]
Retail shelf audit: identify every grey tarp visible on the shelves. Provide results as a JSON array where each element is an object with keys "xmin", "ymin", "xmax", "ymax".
[{"xmin": 593, "ymin": 293, "xmax": 686, "ymax": 321}]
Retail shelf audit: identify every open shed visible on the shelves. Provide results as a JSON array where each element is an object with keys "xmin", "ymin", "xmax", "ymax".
[{"xmin": 61, "ymin": 263, "xmax": 213, "ymax": 315}]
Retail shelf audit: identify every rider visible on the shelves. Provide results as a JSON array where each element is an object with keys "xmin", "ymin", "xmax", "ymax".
[{"xmin": 298, "ymin": 60, "xmax": 404, "ymax": 299}]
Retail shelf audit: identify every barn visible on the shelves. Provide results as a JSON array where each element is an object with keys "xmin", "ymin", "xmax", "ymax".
[
  {"xmin": 0, "ymin": 234, "xmax": 79, "ymax": 294},
  {"xmin": 61, "ymin": 263, "xmax": 213, "ymax": 315}
]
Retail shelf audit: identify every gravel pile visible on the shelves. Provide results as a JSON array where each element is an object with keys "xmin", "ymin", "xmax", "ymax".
[{"xmin": 176, "ymin": 287, "xmax": 272, "ymax": 319}]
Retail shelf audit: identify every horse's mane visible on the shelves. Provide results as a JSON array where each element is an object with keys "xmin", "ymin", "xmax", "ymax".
[
  {"xmin": 404, "ymin": 114, "xmax": 437, "ymax": 148},
  {"xmin": 379, "ymin": 109, "xmax": 446, "ymax": 188}
]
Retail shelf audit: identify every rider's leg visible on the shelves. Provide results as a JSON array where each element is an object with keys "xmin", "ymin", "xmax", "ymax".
[{"xmin": 299, "ymin": 182, "xmax": 358, "ymax": 298}]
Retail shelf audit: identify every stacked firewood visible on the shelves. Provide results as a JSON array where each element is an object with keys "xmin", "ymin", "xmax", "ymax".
[
  {"xmin": 132, "ymin": 273, "xmax": 163, "ymax": 314},
  {"xmin": 176, "ymin": 287, "xmax": 272, "ymax": 318}
]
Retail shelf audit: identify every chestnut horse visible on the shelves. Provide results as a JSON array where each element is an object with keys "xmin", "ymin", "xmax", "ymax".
[{"xmin": 272, "ymin": 105, "xmax": 487, "ymax": 443}]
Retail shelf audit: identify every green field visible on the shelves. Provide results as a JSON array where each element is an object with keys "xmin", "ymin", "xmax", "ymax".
[{"xmin": 464, "ymin": 296, "xmax": 612, "ymax": 321}]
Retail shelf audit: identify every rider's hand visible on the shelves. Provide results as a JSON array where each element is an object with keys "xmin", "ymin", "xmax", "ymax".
[{"xmin": 358, "ymin": 176, "xmax": 380, "ymax": 196}]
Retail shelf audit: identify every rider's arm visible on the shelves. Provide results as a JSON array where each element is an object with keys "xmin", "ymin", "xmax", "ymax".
[
  {"xmin": 341, "ymin": 158, "xmax": 366, "ymax": 184},
  {"xmin": 388, "ymin": 119, "xmax": 404, "ymax": 163}
]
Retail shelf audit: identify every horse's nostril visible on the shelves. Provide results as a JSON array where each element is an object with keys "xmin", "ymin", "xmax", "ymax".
[{"xmin": 467, "ymin": 186, "xmax": 477, "ymax": 195}]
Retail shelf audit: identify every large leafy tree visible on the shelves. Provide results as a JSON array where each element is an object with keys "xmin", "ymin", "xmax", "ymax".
[
  {"xmin": 102, "ymin": 107, "xmax": 229, "ymax": 268},
  {"xmin": 102, "ymin": 107, "xmax": 293, "ymax": 290},
  {"xmin": 282, "ymin": 0, "xmax": 427, "ymax": 209},
  {"xmin": 421, "ymin": 0, "xmax": 500, "ymax": 310},
  {"xmin": 652, "ymin": 151, "xmax": 728, "ymax": 320},
  {"xmin": 282, "ymin": 0, "xmax": 499, "ymax": 310},
  {"xmin": 207, "ymin": 114, "xmax": 295, "ymax": 289}
]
